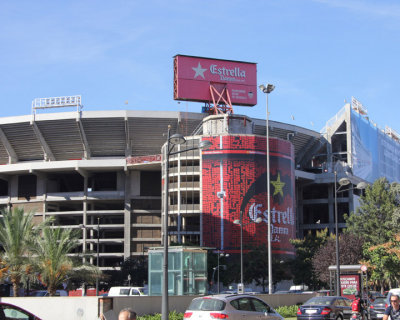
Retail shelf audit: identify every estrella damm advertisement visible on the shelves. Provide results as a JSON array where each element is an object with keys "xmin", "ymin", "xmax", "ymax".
[{"xmin": 201, "ymin": 135, "xmax": 295, "ymax": 256}]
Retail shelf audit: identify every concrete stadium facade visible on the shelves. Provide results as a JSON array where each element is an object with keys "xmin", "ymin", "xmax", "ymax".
[{"xmin": 0, "ymin": 104, "xmax": 394, "ymax": 270}]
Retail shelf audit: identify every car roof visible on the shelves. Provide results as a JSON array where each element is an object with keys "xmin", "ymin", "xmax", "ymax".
[
  {"xmin": 195, "ymin": 294, "xmax": 260, "ymax": 300},
  {"xmin": 307, "ymin": 296, "xmax": 348, "ymax": 301}
]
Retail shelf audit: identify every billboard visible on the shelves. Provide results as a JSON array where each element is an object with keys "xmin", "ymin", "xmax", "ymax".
[
  {"xmin": 174, "ymin": 55, "xmax": 257, "ymax": 106},
  {"xmin": 340, "ymin": 274, "xmax": 360, "ymax": 299},
  {"xmin": 201, "ymin": 135, "xmax": 296, "ymax": 256},
  {"xmin": 351, "ymin": 108, "xmax": 400, "ymax": 183}
]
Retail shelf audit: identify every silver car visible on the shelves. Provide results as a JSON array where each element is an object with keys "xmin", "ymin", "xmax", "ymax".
[{"xmin": 184, "ymin": 294, "xmax": 284, "ymax": 320}]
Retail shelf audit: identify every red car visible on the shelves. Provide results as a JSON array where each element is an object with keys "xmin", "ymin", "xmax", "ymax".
[{"xmin": 0, "ymin": 302, "xmax": 42, "ymax": 320}]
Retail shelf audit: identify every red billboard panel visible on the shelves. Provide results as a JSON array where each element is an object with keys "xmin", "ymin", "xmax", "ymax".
[
  {"xmin": 341, "ymin": 274, "xmax": 360, "ymax": 299},
  {"xmin": 174, "ymin": 55, "xmax": 257, "ymax": 106},
  {"xmin": 201, "ymin": 135, "xmax": 296, "ymax": 256}
]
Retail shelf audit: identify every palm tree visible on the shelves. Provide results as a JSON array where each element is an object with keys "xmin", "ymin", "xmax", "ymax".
[
  {"xmin": 0, "ymin": 207, "xmax": 37, "ymax": 297},
  {"xmin": 30, "ymin": 225, "xmax": 100, "ymax": 296}
]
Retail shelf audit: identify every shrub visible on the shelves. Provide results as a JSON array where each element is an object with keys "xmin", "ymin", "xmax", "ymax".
[
  {"xmin": 138, "ymin": 311, "xmax": 183, "ymax": 320},
  {"xmin": 275, "ymin": 305, "xmax": 299, "ymax": 318}
]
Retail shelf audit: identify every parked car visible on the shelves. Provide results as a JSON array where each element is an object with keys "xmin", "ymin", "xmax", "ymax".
[
  {"xmin": 0, "ymin": 302, "xmax": 42, "ymax": 320},
  {"xmin": 184, "ymin": 294, "xmax": 284, "ymax": 320},
  {"xmin": 297, "ymin": 296, "xmax": 352, "ymax": 320},
  {"xmin": 273, "ymin": 290, "xmax": 290, "ymax": 294},
  {"xmin": 369, "ymin": 297, "xmax": 387, "ymax": 320},
  {"xmin": 108, "ymin": 286, "xmax": 147, "ymax": 296},
  {"xmin": 369, "ymin": 291, "xmax": 385, "ymax": 301},
  {"xmin": 316, "ymin": 290, "xmax": 331, "ymax": 296},
  {"xmin": 29, "ymin": 289, "xmax": 68, "ymax": 297}
]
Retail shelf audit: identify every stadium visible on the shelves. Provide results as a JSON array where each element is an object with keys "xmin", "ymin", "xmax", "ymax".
[{"xmin": 0, "ymin": 95, "xmax": 398, "ymax": 272}]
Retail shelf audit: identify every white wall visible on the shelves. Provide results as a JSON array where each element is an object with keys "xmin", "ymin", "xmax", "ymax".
[{"xmin": 0, "ymin": 293, "xmax": 315, "ymax": 320}]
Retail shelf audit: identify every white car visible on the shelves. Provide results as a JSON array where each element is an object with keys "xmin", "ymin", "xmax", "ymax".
[
  {"xmin": 184, "ymin": 294, "xmax": 284, "ymax": 320},
  {"xmin": 108, "ymin": 286, "xmax": 147, "ymax": 296}
]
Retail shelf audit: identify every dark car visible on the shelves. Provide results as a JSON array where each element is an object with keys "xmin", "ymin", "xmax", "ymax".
[
  {"xmin": 297, "ymin": 296, "xmax": 352, "ymax": 320},
  {"xmin": 369, "ymin": 297, "xmax": 387, "ymax": 320},
  {"xmin": 0, "ymin": 302, "xmax": 42, "ymax": 320}
]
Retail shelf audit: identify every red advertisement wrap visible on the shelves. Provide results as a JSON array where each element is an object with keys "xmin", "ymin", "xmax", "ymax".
[
  {"xmin": 201, "ymin": 135, "xmax": 296, "ymax": 256},
  {"xmin": 174, "ymin": 55, "xmax": 257, "ymax": 106}
]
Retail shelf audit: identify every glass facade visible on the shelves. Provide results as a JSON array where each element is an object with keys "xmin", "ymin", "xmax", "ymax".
[{"xmin": 148, "ymin": 246, "xmax": 207, "ymax": 296}]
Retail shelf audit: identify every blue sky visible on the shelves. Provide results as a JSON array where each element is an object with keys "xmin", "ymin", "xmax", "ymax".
[{"xmin": 1, "ymin": 0, "xmax": 399, "ymax": 133}]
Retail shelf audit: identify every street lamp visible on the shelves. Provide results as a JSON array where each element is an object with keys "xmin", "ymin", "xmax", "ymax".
[
  {"xmin": 334, "ymin": 172, "xmax": 367, "ymax": 296},
  {"xmin": 162, "ymin": 125, "xmax": 212, "ymax": 320},
  {"xmin": 79, "ymin": 217, "xmax": 100, "ymax": 296},
  {"xmin": 259, "ymin": 83, "xmax": 275, "ymax": 294},
  {"xmin": 234, "ymin": 211, "xmax": 262, "ymax": 293},
  {"xmin": 217, "ymin": 251, "xmax": 229, "ymax": 294},
  {"xmin": 211, "ymin": 264, "xmax": 226, "ymax": 293}
]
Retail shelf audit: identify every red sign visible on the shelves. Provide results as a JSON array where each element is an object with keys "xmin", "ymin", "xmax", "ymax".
[
  {"xmin": 126, "ymin": 154, "xmax": 161, "ymax": 165},
  {"xmin": 174, "ymin": 55, "xmax": 257, "ymax": 106},
  {"xmin": 201, "ymin": 135, "xmax": 296, "ymax": 256},
  {"xmin": 341, "ymin": 274, "xmax": 360, "ymax": 299}
]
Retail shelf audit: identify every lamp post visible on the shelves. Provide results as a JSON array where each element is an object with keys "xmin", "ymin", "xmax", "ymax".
[
  {"xmin": 234, "ymin": 211, "xmax": 262, "ymax": 293},
  {"xmin": 334, "ymin": 172, "xmax": 367, "ymax": 296},
  {"xmin": 162, "ymin": 125, "xmax": 212, "ymax": 320},
  {"xmin": 211, "ymin": 264, "xmax": 226, "ymax": 293},
  {"xmin": 96, "ymin": 217, "xmax": 100, "ymax": 296},
  {"xmin": 79, "ymin": 218, "xmax": 100, "ymax": 296},
  {"xmin": 217, "ymin": 251, "xmax": 229, "ymax": 294},
  {"xmin": 259, "ymin": 83, "xmax": 275, "ymax": 294}
]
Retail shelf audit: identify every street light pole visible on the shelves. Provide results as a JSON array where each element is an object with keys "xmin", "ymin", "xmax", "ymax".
[
  {"xmin": 216, "ymin": 251, "xmax": 229, "ymax": 294},
  {"xmin": 234, "ymin": 211, "xmax": 262, "ymax": 293},
  {"xmin": 259, "ymin": 83, "xmax": 275, "ymax": 294},
  {"xmin": 162, "ymin": 126, "xmax": 212, "ymax": 320},
  {"xmin": 334, "ymin": 172, "xmax": 367, "ymax": 296},
  {"xmin": 240, "ymin": 212, "xmax": 244, "ymax": 287},
  {"xmin": 334, "ymin": 171, "xmax": 340, "ymax": 296},
  {"xmin": 162, "ymin": 127, "xmax": 171, "ymax": 320},
  {"xmin": 96, "ymin": 217, "xmax": 100, "ymax": 296}
]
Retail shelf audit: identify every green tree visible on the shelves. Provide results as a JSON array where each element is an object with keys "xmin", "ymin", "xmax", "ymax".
[
  {"xmin": 289, "ymin": 229, "xmax": 329, "ymax": 289},
  {"xmin": 363, "ymin": 234, "xmax": 400, "ymax": 290},
  {"xmin": 0, "ymin": 207, "xmax": 37, "ymax": 296},
  {"xmin": 30, "ymin": 225, "xmax": 100, "ymax": 296},
  {"xmin": 243, "ymin": 244, "xmax": 291, "ymax": 292},
  {"xmin": 244, "ymin": 244, "xmax": 268, "ymax": 291},
  {"xmin": 345, "ymin": 178, "xmax": 397, "ymax": 245}
]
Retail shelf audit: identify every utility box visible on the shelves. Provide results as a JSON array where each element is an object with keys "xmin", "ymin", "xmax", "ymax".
[{"xmin": 148, "ymin": 246, "xmax": 208, "ymax": 296}]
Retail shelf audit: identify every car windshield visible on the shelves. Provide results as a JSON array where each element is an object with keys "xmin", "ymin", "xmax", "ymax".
[
  {"xmin": 188, "ymin": 298, "xmax": 226, "ymax": 311},
  {"xmin": 374, "ymin": 298, "xmax": 386, "ymax": 304},
  {"xmin": 305, "ymin": 297, "xmax": 335, "ymax": 306}
]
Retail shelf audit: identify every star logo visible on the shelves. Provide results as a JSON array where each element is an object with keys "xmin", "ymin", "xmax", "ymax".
[
  {"xmin": 192, "ymin": 62, "xmax": 207, "ymax": 79},
  {"xmin": 271, "ymin": 172, "xmax": 285, "ymax": 197}
]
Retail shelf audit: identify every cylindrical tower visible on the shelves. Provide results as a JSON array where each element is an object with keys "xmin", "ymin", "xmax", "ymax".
[{"xmin": 201, "ymin": 114, "xmax": 296, "ymax": 257}]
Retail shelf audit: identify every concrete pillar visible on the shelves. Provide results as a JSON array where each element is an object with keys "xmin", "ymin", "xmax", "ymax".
[{"xmin": 124, "ymin": 171, "xmax": 131, "ymax": 260}]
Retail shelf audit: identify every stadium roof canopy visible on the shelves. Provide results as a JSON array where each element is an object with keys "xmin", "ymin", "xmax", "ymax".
[{"xmin": 0, "ymin": 110, "xmax": 323, "ymax": 165}]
